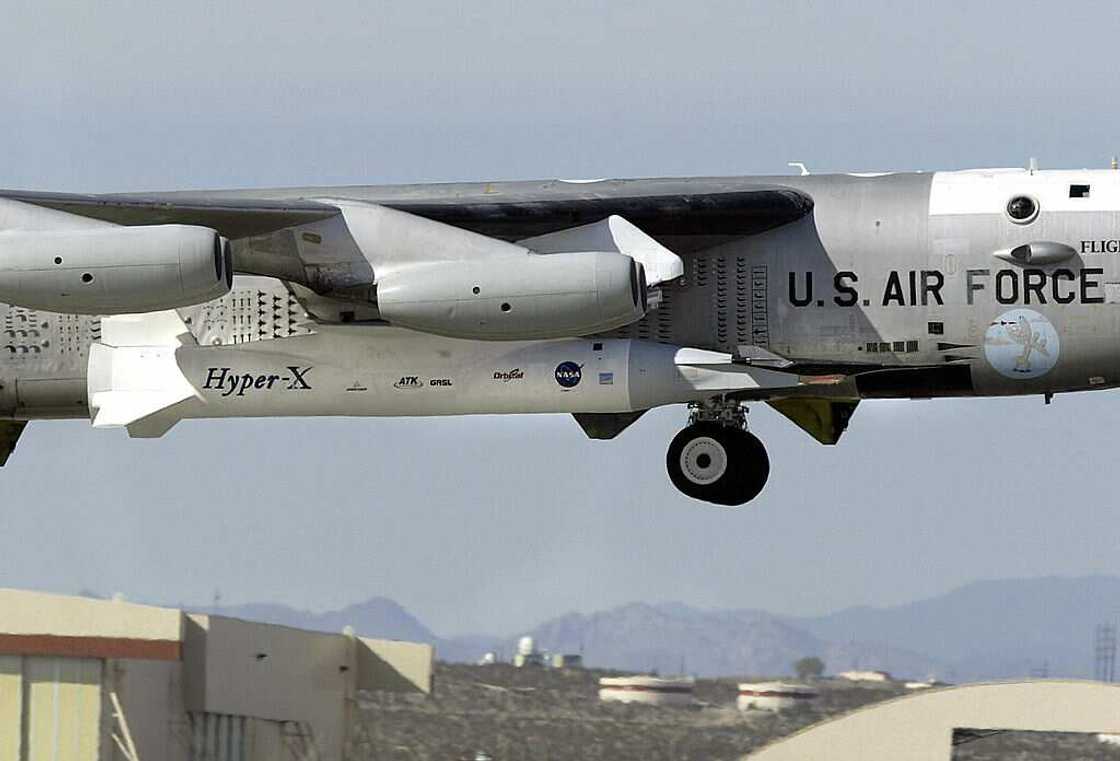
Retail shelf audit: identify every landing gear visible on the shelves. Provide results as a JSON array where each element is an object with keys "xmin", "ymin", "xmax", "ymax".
[{"xmin": 666, "ymin": 400, "xmax": 769, "ymax": 506}]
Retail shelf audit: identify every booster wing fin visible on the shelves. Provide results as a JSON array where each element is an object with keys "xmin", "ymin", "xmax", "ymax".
[
  {"xmin": 572, "ymin": 411, "xmax": 647, "ymax": 440},
  {"xmin": 0, "ymin": 421, "xmax": 27, "ymax": 466},
  {"xmin": 769, "ymin": 398, "xmax": 859, "ymax": 445},
  {"xmin": 670, "ymin": 348, "xmax": 810, "ymax": 396}
]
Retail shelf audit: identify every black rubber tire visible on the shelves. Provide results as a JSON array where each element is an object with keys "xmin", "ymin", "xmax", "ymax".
[{"xmin": 666, "ymin": 424, "xmax": 769, "ymax": 506}]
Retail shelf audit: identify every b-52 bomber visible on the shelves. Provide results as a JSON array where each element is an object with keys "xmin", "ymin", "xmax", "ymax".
[{"xmin": 0, "ymin": 166, "xmax": 1117, "ymax": 505}]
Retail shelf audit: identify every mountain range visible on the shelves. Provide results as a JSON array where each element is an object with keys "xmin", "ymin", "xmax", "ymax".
[{"xmin": 182, "ymin": 575, "xmax": 1118, "ymax": 680}]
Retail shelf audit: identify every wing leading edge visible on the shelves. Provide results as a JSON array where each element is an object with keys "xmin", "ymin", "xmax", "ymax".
[{"xmin": 0, "ymin": 182, "xmax": 813, "ymax": 244}]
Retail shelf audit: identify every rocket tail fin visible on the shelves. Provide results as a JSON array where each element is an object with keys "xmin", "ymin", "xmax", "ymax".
[{"xmin": 87, "ymin": 311, "xmax": 204, "ymax": 438}]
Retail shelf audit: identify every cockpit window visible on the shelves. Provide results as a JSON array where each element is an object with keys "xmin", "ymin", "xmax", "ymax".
[
  {"xmin": 1006, "ymin": 195, "xmax": 1039, "ymax": 224},
  {"xmin": 1070, "ymin": 184, "xmax": 1091, "ymax": 198}
]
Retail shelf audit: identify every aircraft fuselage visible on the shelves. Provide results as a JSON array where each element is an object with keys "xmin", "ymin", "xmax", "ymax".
[{"xmin": 2, "ymin": 167, "xmax": 1119, "ymax": 502}]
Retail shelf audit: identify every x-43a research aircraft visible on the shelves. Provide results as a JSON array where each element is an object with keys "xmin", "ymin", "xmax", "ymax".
[{"xmin": 1, "ymin": 165, "xmax": 1119, "ymax": 505}]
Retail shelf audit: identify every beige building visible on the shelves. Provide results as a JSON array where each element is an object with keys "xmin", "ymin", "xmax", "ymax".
[
  {"xmin": 0, "ymin": 588, "xmax": 433, "ymax": 761},
  {"xmin": 550, "ymin": 653, "xmax": 582, "ymax": 669},
  {"xmin": 746, "ymin": 681, "xmax": 1120, "ymax": 761}
]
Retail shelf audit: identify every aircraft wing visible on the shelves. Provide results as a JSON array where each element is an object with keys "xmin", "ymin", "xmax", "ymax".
[
  {"xmin": 0, "ymin": 180, "xmax": 813, "ymax": 296},
  {"xmin": 0, "ymin": 189, "xmax": 340, "ymax": 239},
  {"xmin": 0, "ymin": 179, "xmax": 813, "ymax": 241}
]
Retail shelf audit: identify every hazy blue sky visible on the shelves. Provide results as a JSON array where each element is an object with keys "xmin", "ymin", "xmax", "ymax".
[{"xmin": 3, "ymin": 0, "xmax": 1120, "ymax": 636}]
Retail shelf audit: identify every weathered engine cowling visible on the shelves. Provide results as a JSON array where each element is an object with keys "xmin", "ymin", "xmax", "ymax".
[
  {"xmin": 376, "ymin": 251, "xmax": 647, "ymax": 339},
  {"xmin": 0, "ymin": 225, "xmax": 231, "ymax": 314}
]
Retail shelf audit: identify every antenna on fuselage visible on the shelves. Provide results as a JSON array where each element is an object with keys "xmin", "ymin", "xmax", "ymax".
[
  {"xmin": 1028, "ymin": 157, "xmax": 1039, "ymax": 175},
  {"xmin": 1112, "ymin": 156, "xmax": 1118, "ymax": 171}
]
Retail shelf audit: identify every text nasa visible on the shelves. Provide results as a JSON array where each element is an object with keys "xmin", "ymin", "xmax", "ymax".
[
  {"xmin": 788, "ymin": 268, "xmax": 1109, "ymax": 307},
  {"xmin": 202, "ymin": 366, "xmax": 312, "ymax": 397}
]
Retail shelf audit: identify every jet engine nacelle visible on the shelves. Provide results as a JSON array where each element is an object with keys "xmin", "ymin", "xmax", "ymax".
[
  {"xmin": 0, "ymin": 225, "xmax": 232, "ymax": 314},
  {"xmin": 376, "ymin": 251, "xmax": 647, "ymax": 340}
]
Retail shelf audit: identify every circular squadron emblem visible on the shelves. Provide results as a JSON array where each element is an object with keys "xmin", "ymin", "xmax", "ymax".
[{"xmin": 983, "ymin": 308, "xmax": 1059, "ymax": 379}]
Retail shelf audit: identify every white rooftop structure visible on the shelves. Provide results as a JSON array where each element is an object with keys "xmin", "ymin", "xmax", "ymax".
[
  {"xmin": 905, "ymin": 678, "xmax": 949, "ymax": 690},
  {"xmin": 516, "ymin": 636, "xmax": 535, "ymax": 656},
  {"xmin": 738, "ymin": 681, "xmax": 818, "ymax": 712},
  {"xmin": 837, "ymin": 669, "xmax": 892, "ymax": 683},
  {"xmin": 599, "ymin": 675, "xmax": 694, "ymax": 706},
  {"xmin": 513, "ymin": 635, "xmax": 544, "ymax": 667}
]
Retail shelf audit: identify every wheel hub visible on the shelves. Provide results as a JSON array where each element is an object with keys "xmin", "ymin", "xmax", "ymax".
[{"xmin": 678, "ymin": 436, "xmax": 728, "ymax": 485}]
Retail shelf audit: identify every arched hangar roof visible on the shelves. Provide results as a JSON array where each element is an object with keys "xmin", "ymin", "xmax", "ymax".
[{"xmin": 746, "ymin": 680, "xmax": 1120, "ymax": 761}]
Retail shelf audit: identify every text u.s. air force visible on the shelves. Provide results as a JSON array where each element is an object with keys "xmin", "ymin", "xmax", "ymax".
[{"xmin": 788, "ymin": 268, "xmax": 1109, "ymax": 308}]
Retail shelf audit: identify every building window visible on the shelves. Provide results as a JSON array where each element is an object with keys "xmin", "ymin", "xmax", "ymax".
[
  {"xmin": 906, "ymin": 340, "xmax": 919, "ymax": 352},
  {"xmin": 928, "ymin": 322, "xmax": 944, "ymax": 335}
]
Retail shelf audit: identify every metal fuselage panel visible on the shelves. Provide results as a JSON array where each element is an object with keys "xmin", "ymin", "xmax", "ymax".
[
  {"xmin": 0, "ymin": 307, "xmax": 96, "ymax": 418},
  {"xmin": 174, "ymin": 332, "xmax": 708, "ymax": 419},
  {"xmin": 611, "ymin": 170, "xmax": 1120, "ymax": 397},
  {"xmin": 3, "ymin": 169, "xmax": 1120, "ymax": 421}
]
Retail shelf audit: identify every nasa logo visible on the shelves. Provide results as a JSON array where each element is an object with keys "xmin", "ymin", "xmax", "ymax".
[
  {"xmin": 555, "ymin": 361, "xmax": 582, "ymax": 389},
  {"xmin": 393, "ymin": 375, "xmax": 422, "ymax": 390},
  {"xmin": 983, "ymin": 308, "xmax": 1060, "ymax": 379}
]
